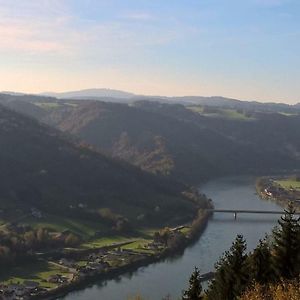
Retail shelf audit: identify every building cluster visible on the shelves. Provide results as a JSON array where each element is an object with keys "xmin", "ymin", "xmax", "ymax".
[
  {"xmin": 0, "ymin": 281, "xmax": 46, "ymax": 300},
  {"xmin": 72, "ymin": 248, "xmax": 148, "ymax": 279},
  {"xmin": 0, "ymin": 227, "xmax": 187, "ymax": 299},
  {"xmin": 264, "ymin": 184, "xmax": 300, "ymax": 202}
]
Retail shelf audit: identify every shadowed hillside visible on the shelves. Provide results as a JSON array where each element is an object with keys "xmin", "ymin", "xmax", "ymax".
[
  {"xmin": 1, "ymin": 94, "xmax": 300, "ymax": 184},
  {"xmin": 41, "ymin": 101, "xmax": 300, "ymax": 183},
  {"xmin": 0, "ymin": 104, "xmax": 199, "ymax": 227}
]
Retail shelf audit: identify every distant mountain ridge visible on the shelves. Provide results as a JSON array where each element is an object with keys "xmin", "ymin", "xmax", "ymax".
[
  {"xmin": 2, "ymin": 92, "xmax": 299, "ymax": 184},
  {"xmin": 38, "ymin": 89, "xmax": 300, "ymax": 112},
  {"xmin": 41, "ymin": 88, "xmax": 136, "ymax": 99}
]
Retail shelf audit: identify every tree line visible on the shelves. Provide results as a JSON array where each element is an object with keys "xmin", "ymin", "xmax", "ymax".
[
  {"xmin": 0, "ymin": 224, "xmax": 81, "ymax": 266},
  {"xmin": 183, "ymin": 202, "xmax": 300, "ymax": 300}
]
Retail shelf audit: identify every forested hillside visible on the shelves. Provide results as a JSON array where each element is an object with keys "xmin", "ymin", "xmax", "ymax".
[
  {"xmin": 1, "ymin": 94, "xmax": 300, "ymax": 184},
  {"xmin": 39, "ymin": 100, "xmax": 300, "ymax": 183},
  {"xmin": 0, "ymin": 103, "xmax": 199, "ymax": 227}
]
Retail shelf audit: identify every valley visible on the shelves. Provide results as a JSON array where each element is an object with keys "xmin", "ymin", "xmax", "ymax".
[
  {"xmin": 1, "ymin": 93, "xmax": 300, "ymax": 184},
  {"xmin": 0, "ymin": 92, "xmax": 300, "ymax": 299},
  {"xmin": 1, "ymin": 1, "xmax": 300, "ymax": 298}
]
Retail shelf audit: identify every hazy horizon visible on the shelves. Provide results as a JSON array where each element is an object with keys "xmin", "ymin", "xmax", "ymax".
[
  {"xmin": 0, "ymin": 0, "xmax": 299, "ymax": 104},
  {"xmin": 1, "ymin": 87, "xmax": 299, "ymax": 105}
]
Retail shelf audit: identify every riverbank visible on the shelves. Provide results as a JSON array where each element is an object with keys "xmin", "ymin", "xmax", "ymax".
[
  {"xmin": 59, "ymin": 176, "xmax": 283, "ymax": 300},
  {"xmin": 8, "ymin": 207, "xmax": 212, "ymax": 300},
  {"xmin": 256, "ymin": 176, "xmax": 300, "ymax": 210}
]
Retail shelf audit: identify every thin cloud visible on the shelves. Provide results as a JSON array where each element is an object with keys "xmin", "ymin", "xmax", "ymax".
[
  {"xmin": 122, "ymin": 12, "xmax": 156, "ymax": 21},
  {"xmin": 0, "ymin": 18, "xmax": 71, "ymax": 54},
  {"xmin": 0, "ymin": 1, "xmax": 71, "ymax": 54},
  {"xmin": 0, "ymin": 2, "xmax": 191, "ymax": 57},
  {"xmin": 252, "ymin": 0, "xmax": 290, "ymax": 6}
]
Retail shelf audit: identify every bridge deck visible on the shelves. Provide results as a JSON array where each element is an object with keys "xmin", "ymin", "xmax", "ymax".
[{"xmin": 207, "ymin": 209, "xmax": 300, "ymax": 215}]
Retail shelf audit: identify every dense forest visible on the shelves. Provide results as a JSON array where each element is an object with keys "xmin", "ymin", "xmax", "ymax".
[
  {"xmin": 1, "ymin": 93, "xmax": 300, "ymax": 298},
  {"xmin": 0, "ymin": 103, "xmax": 200, "ymax": 228},
  {"xmin": 182, "ymin": 203, "xmax": 300, "ymax": 300},
  {"xmin": 1, "ymin": 93, "xmax": 299, "ymax": 184}
]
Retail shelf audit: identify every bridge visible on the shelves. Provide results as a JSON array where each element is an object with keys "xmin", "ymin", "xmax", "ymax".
[{"xmin": 206, "ymin": 209, "xmax": 300, "ymax": 220}]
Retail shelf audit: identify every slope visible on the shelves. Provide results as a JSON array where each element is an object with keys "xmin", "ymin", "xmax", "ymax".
[{"xmin": 0, "ymin": 104, "xmax": 198, "ymax": 227}]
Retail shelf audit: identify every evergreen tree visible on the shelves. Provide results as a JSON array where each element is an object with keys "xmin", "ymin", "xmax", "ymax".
[
  {"xmin": 206, "ymin": 235, "xmax": 249, "ymax": 300},
  {"xmin": 206, "ymin": 256, "xmax": 231, "ymax": 300},
  {"xmin": 182, "ymin": 267, "xmax": 203, "ymax": 300},
  {"xmin": 272, "ymin": 202, "xmax": 300, "ymax": 279},
  {"xmin": 248, "ymin": 237, "xmax": 274, "ymax": 284}
]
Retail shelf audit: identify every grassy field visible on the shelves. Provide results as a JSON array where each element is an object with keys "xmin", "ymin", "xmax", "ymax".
[
  {"xmin": 0, "ymin": 220, "xmax": 187, "ymax": 292},
  {"xmin": 221, "ymin": 109, "xmax": 251, "ymax": 120},
  {"xmin": 34, "ymin": 102, "xmax": 78, "ymax": 109},
  {"xmin": 188, "ymin": 106, "xmax": 252, "ymax": 120},
  {"xmin": 81, "ymin": 227, "xmax": 155, "ymax": 249},
  {"xmin": 188, "ymin": 106, "xmax": 204, "ymax": 113},
  {"xmin": 22, "ymin": 214, "xmax": 110, "ymax": 238},
  {"xmin": 21, "ymin": 213, "xmax": 161, "ymax": 253},
  {"xmin": 179, "ymin": 226, "xmax": 191, "ymax": 234},
  {"xmin": 0, "ymin": 260, "xmax": 71, "ymax": 288},
  {"xmin": 34, "ymin": 102, "xmax": 61, "ymax": 109},
  {"xmin": 279, "ymin": 112, "xmax": 299, "ymax": 116},
  {"xmin": 121, "ymin": 240, "xmax": 155, "ymax": 254},
  {"xmin": 81, "ymin": 236, "xmax": 135, "ymax": 249},
  {"xmin": 275, "ymin": 178, "xmax": 300, "ymax": 190}
]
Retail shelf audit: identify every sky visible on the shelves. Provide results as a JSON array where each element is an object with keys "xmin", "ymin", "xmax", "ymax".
[{"xmin": 0, "ymin": 0, "xmax": 299, "ymax": 103}]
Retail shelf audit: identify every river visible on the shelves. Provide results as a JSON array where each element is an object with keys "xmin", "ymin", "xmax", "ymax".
[{"xmin": 59, "ymin": 176, "xmax": 281, "ymax": 300}]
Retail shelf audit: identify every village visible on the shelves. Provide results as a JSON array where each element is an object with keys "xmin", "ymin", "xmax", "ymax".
[
  {"xmin": 258, "ymin": 176, "xmax": 300, "ymax": 208},
  {"xmin": 0, "ymin": 225, "xmax": 191, "ymax": 300}
]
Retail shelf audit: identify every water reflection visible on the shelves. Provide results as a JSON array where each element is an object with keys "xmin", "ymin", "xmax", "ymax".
[{"xmin": 60, "ymin": 176, "xmax": 281, "ymax": 300}]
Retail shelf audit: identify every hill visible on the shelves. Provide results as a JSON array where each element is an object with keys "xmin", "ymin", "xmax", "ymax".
[
  {"xmin": 40, "ymin": 88, "xmax": 136, "ymax": 99},
  {"xmin": 36, "ymin": 89, "xmax": 300, "ymax": 113},
  {"xmin": 0, "ymin": 103, "xmax": 199, "ymax": 228},
  {"xmin": 33, "ymin": 100, "xmax": 300, "ymax": 183},
  {"xmin": 1, "ymin": 94, "xmax": 300, "ymax": 184}
]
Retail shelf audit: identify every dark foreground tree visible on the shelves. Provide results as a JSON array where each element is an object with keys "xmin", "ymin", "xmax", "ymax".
[
  {"xmin": 248, "ymin": 237, "xmax": 274, "ymax": 284},
  {"xmin": 182, "ymin": 267, "xmax": 203, "ymax": 300},
  {"xmin": 206, "ymin": 234, "xmax": 248, "ymax": 300},
  {"xmin": 272, "ymin": 202, "xmax": 300, "ymax": 279}
]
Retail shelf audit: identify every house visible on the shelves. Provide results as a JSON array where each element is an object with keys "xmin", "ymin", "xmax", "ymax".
[
  {"xmin": 59, "ymin": 258, "xmax": 75, "ymax": 268},
  {"xmin": 31, "ymin": 207, "xmax": 42, "ymax": 218},
  {"xmin": 48, "ymin": 274, "xmax": 68, "ymax": 284},
  {"xmin": 171, "ymin": 225, "xmax": 185, "ymax": 232},
  {"xmin": 3, "ymin": 284, "xmax": 28, "ymax": 299},
  {"xmin": 147, "ymin": 241, "xmax": 164, "ymax": 250},
  {"xmin": 24, "ymin": 280, "xmax": 40, "ymax": 291},
  {"xmin": 87, "ymin": 253, "xmax": 100, "ymax": 261},
  {"xmin": 6, "ymin": 284, "xmax": 24, "ymax": 293},
  {"xmin": 87, "ymin": 261, "xmax": 109, "ymax": 272},
  {"xmin": 264, "ymin": 186, "xmax": 279, "ymax": 197},
  {"xmin": 77, "ymin": 261, "xmax": 110, "ymax": 277}
]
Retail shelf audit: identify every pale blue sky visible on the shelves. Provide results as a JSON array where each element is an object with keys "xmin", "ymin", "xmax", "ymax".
[{"xmin": 0, "ymin": 0, "xmax": 299, "ymax": 103}]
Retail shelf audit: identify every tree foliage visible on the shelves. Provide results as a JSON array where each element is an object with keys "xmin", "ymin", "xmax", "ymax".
[
  {"xmin": 182, "ymin": 267, "xmax": 203, "ymax": 300},
  {"xmin": 189, "ymin": 203, "xmax": 300, "ymax": 299},
  {"xmin": 272, "ymin": 202, "xmax": 300, "ymax": 279},
  {"xmin": 206, "ymin": 235, "xmax": 248, "ymax": 300},
  {"xmin": 248, "ymin": 237, "xmax": 274, "ymax": 284}
]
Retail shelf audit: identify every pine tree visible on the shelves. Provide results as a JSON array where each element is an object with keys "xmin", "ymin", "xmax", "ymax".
[
  {"xmin": 206, "ymin": 235, "xmax": 249, "ymax": 300},
  {"xmin": 248, "ymin": 237, "xmax": 274, "ymax": 284},
  {"xmin": 272, "ymin": 202, "xmax": 300, "ymax": 279},
  {"xmin": 206, "ymin": 256, "xmax": 231, "ymax": 300},
  {"xmin": 182, "ymin": 267, "xmax": 203, "ymax": 300}
]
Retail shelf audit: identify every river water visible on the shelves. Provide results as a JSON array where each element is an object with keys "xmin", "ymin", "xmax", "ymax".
[{"xmin": 60, "ymin": 176, "xmax": 281, "ymax": 300}]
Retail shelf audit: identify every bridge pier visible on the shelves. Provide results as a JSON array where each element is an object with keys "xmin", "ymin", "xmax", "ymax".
[{"xmin": 234, "ymin": 212, "xmax": 237, "ymax": 220}]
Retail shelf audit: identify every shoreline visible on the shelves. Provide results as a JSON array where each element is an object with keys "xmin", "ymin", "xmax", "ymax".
[
  {"xmin": 34, "ymin": 208, "xmax": 213, "ymax": 300},
  {"xmin": 256, "ymin": 176, "xmax": 300, "ymax": 210}
]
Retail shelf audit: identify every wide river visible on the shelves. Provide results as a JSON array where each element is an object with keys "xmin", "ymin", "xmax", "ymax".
[{"xmin": 60, "ymin": 176, "xmax": 281, "ymax": 300}]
